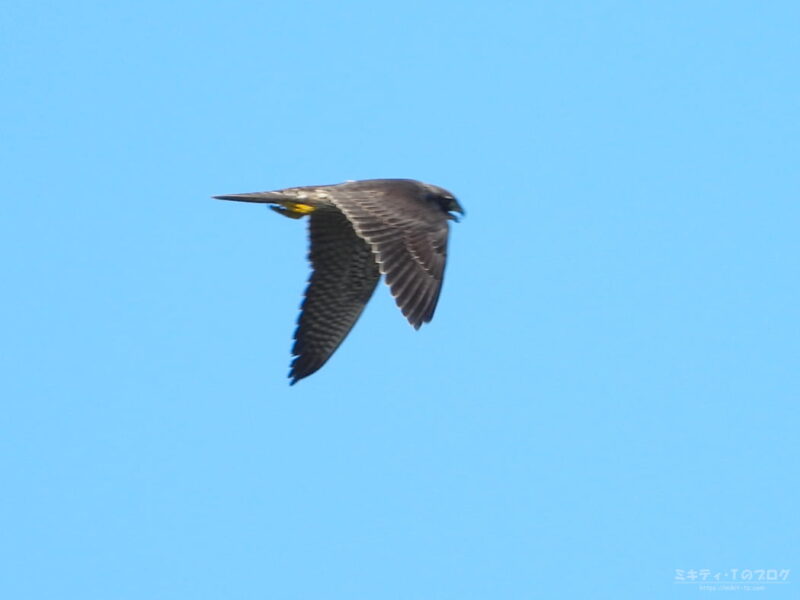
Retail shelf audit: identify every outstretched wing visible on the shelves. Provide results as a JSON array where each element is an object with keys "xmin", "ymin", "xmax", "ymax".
[
  {"xmin": 327, "ymin": 181, "xmax": 450, "ymax": 329},
  {"xmin": 290, "ymin": 208, "xmax": 381, "ymax": 384}
]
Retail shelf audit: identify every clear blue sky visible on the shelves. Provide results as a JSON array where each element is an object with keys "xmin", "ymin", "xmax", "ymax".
[{"xmin": 2, "ymin": 1, "xmax": 797, "ymax": 598}]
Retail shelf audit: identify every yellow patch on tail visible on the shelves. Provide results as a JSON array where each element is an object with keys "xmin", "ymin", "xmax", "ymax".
[
  {"xmin": 285, "ymin": 202, "xmax": 316, "ymax": 215},
  {"xmin": 270, "ymin": 202, "xmax": 317, "ymax": 219}
]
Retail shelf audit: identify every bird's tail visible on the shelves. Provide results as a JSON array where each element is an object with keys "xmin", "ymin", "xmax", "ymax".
[{"xmin": 214, "ymin": 192, "xmax": 318, "ymax": 219}]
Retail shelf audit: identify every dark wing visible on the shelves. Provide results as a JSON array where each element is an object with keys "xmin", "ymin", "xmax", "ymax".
[
  {"xmin": 290, "ymin": 208, "xmax": 381, "ymax": 384},
  {"xmin": 327, "ymin": 183, "xmax": 450, "ymax": 329}
]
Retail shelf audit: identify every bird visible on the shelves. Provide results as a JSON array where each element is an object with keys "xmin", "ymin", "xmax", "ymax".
[{"xmin": 214, "ymin": 178, "xmax": 464, "ymax": 384}]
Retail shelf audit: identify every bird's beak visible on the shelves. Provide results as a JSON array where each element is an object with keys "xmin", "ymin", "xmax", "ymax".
[
  {"xmin": 448, "ymin": 200, "xmax": 465, "ymax": 222},
  {"xmin": 213, "ymin": 192, "xmax": 275, "ymax": 203}
]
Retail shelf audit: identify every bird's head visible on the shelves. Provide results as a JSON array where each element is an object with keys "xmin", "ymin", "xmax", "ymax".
[{"xmin": 424, "ymin": 184, "xmax": 465, "ymax": 222}]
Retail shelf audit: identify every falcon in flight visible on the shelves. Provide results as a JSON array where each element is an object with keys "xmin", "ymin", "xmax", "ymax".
[{"xmin": 215, "ymin": 178, "xmax": 464, "ymax": 384}]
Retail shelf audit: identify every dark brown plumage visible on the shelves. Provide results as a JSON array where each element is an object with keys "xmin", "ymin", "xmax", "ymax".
[{"xmin": 215, "ymin": 178, "xmax": 463, "ymax": 384}]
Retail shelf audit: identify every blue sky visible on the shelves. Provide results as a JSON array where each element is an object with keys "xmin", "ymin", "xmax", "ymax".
[{"xmin": 2, "ymin": 1, "xmax": 798, "ymax": 598}]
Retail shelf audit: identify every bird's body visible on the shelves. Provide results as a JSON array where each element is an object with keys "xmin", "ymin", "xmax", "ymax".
[{"xmin": 215, "ymin": 178, "xmax": 463, "ymax": 384}]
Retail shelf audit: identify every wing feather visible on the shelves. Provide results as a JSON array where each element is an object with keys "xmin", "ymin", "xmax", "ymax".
[
  {"xmin": 327, "ymin": 181, "xmax": 451, "ymax": 329},
  {"xmin": 290, "ymin": 209, "xmax": 380, "ymax": 384}
]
